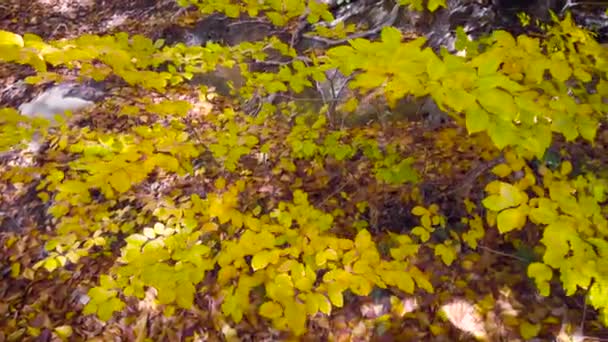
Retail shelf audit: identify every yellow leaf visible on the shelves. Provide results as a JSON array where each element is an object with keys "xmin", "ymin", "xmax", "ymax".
[
  {"xmin": 411, "ymin": 226, "xmax": 431, "ymax": 242},
  {"xmin": 396, "ymin": 272, "xmax": 415, "ymax": 293},
  {"xmin": 560, "ymin": 161, "xmax": 572, "ymax": 176},
  {"xmin": 109, "ymin": 169, "xmax": 131, "ymax": 193},
  {"xmin": 10, "ymin": 262, "xmax": 20, "ymax": 277},
  {"xmin": 411, "ymin": 206, "xmax": 428, "ymax": 216},
  {"xmin": 549, "ymin": 57, "xmax": 572, "ymax": 82},
  {"xmin": 431, "ymin": 215, "xmax": 441, "ymax": 226},
  {"xmin": 215, "ymin": 177, "xmax": 226, "ymax": 190},
  {"xmin": 259, "ymin": 301, "xmax": 283, "ymax": 319},
  {"xmin": 267, "ymin": 274, "xmax": 294, "ymax": 301},
  {"xmin": 54, "ymin": 325, "xmax": 73, "ymax": 338},
  {"xmin": 519, "ymin": 321, "xmax": 541, "ymax": 339},
  {"xmin": 340, "ymin": 97, "xmax": 358, "ymax": 112},
  {"xmin": 527, "ymin": 262, "xmax": 552, "ymax": 296},
  {"xmin": 349, "ymin": 275, "xmax": 372, "ymax": 296},
  {"xmin": 251, "ymin": 250, "xmax": 279, "ymax": 271},
  {"xmin": 496, "ymin": 206, "xmax": 528, "ymax": 233},
  {"xmin": 410, "ymin": 266, "xmax": 434, "ymax": 293},
  {"xmin": 283, "ymin": 301, "xmax": 307, "ymax": 336},
  {"xmin": 529, "ymin": 198, "xmax": 558, "ymax": 225},
  {"xmin": 421, "ymin": 214, "xmax": 432, "ymax": 228},
  {"xmin": 315, "ymin": 293, "xmax": 332, "ymax": 315},
  {"xmin": 327, "ymin": 282, "xmax": 344, "ymax": 307},
  {"xmin": 354, "ymin": 229, "xmax": 373, "ymax": 250},
  {"xmin": 304, "ymin": 293, "xmax": 319, "ymax": 315},
  {"xmin": 483, "ymin": 181, "xmax": 527, "ymax": 211},
  {"xmin": 491, "ymin": 163, "xmax": 512, "ymax": 178},
  {"xmin": 43, "ymin": 258, "xmax": 60, "ymax": 272},
  {"xmin": 434, "ymin": 243, "xmax": 457, "ymax": 266},
  {"xmin": 201, "ymin": 222, "xmax": 218, "ymax": 233},
  {"xmin": 0, "ymin": 30, "xmax": 24, "ymax": 47},
  {"xmin": 504, "ymin": 150, "xmax": 525, "ymax": 171}
]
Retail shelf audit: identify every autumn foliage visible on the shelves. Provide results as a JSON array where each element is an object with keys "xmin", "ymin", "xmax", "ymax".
[{"xmin": 1, "ymin": 0, "xmax": 608, "ymax": 340}]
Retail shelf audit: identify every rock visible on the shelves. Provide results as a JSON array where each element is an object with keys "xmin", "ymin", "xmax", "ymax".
[
  {"xmin": 162, "ymin": 13, "xmax": 276, "ymax": 47},
  {"xmin": 15, "ymin": 81, "xmax": 106, "ymax": 153},
  {"xmin": 18, "ymin": 82, "xmax": 105, "ymax": 123}
]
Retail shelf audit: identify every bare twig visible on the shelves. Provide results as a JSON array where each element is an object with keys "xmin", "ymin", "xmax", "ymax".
[
  {"xmin": 290, "ymin": 10, "xmax": 311, "ymax": 48},
  {"xmin": 303, "ymin": 4, "xmax": 400, "ymax": 47},
  {"xmin": 477, "ymin": 245, "xmax": 527, "ymax": 262},
  {"xmin": 317, "ymin": 173, "xmax": 354, "ymax": 207},
  {"xmin": 560, "ymin": 0, "xmax": 608, "ymax": 14},
  {"xmin": 430, "ymin": 155, "xmax": 505, "ymax": 203}
]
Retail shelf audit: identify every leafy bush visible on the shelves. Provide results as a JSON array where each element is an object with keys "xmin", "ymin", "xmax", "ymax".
[{"xmin": 1, "ymin": 0, "xmax": 608, "ymax": 337}]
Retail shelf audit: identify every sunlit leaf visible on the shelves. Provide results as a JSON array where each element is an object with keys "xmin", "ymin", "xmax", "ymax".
[
  {"xmin": 0, "ymin": 30, "xmax": 24, "ymax": 47},
  {"xmin": 496, "ymin": 206, "xmax": 528, "ymax": 233}
]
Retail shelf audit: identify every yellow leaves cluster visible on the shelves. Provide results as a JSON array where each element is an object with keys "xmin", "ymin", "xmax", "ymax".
[
  {"xmin": 411, "ymin": 204, "xmax": 443, "ymax": 242},
  {"xmin": 483, "ymin": 181, "xmax": 529, "ymax": 234},
  {"xmin": 484, "ymin": 151, "xmax": 608, "ymax": 322},
  {"xmin": 2, "ymin": 2, "xmax": 605, "ymax": 336},
  {"xmin": 205, "ymin": 188, "xmax": 432, "ymax": 335}
]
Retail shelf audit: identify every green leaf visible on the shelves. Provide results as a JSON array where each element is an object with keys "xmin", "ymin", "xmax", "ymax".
[
  {"xmin": 487, "ymin": 119, "xmax": 519, "ymax": 149},
  {"xmin": 465, "ymin": 107, "xmax": 490, "ymax": 134},
  {"xmin": 552, "ymin": 116, "xmax": 579, "ymax": 141},
  {"xmin": 476, "ymin": 88, "xmax": 517, "ymax": 119},
  {"xmin": 472, "ymin": 53, "xmax": 502, "ymax": 76},
  {"xmin": 492, "ymin": 30, "xmax": 516, "ymax": 48},
  {"xmin": 442, "ymin": 89, "xmax": 476, "ymax": 113},
  {"xmin": 577, "ymin": 115, "xmax": 599, "ymax": 142},
  {"xmin": 475, "ymin": 74, "xmax": 525, "ymax": 92}
]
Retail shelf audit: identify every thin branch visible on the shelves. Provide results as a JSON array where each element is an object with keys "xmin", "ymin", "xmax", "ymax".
[
  {"xmin": 290, "ymin": 9, "xmax": 311, "ymax": 48},
  {"xmin": 430, "ymin": 155, "xmax": 505, "ymax": 203},
  {"xmin": 303, "ymin": 4, "xmax": 400, "ymax": 47},
  {"xmin": 561, "ymin": 0, "xmax": 608, "ymax": 14},
  {"xmin": 477, "ymin": 245, "xmax": 528, "ymax": 262}
]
